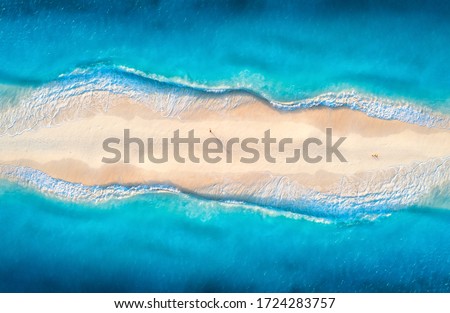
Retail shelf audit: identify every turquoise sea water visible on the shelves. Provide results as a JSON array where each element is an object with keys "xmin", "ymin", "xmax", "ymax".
[
  {"xmin": 0, "ymin": 1, "xmax": 449, "ymax": 292},
  {"xmin": 0, "ymin": 0, "xmax": 450, "ymax": 109},
  {"xmin": 1, "ymin": 181, "xmax": 449, "ymax": 292}
]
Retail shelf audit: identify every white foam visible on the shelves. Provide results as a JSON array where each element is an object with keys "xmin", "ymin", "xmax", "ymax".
[
  {"xmin": 0, "ymin": 165, "xmax": 180, "ymax": 203},
  {"xmin": 1, "ymin": 156, "xmax": 448, "ymax": 218},
  {"xmin": 0, "ymin": 66, "xmax": 448, "ymax": 137},
  {"xmin": 196, "ymin": 157, "xmax": 450, "ymax": 215}
]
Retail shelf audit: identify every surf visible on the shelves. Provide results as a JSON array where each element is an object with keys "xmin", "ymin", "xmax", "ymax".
[{"xmin": 0, "ymin": 66, "xmax": 448, "ymax": 138}]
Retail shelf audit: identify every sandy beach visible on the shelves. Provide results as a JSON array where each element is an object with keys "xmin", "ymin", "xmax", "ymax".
[{"xmin": 0, "ymin": 90, "xmax": 449, "ymax": 204}]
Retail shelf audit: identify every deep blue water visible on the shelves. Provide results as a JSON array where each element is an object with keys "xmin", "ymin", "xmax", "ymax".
[
  {"xmin": 0, "ymin": 0, "xmax": 450, "ymax": 109},
  {"xmin": 0, "ymin": 181, "xmax": 449, "ymax": 292}
]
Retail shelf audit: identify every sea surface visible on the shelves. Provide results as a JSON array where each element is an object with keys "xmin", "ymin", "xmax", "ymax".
[
  {"xmin": 1, "ymin": 181, "xmax": 449, "ymax": 292},
  {"xmin": 0, "ymin": 0, "xmax": 449, "ymax": 292},
  {"xmin": 0, "ymin": 0, "xmax": 450, "ymax": 109}
]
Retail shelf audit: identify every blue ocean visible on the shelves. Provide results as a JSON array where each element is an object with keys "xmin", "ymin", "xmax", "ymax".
[
  {"xmin": 0, "ymin": 181, "xmax": 449, "ymax": 292},
  {"xmin": 0, "ymin": 0, "xmax": 449, "ymax": 292}
]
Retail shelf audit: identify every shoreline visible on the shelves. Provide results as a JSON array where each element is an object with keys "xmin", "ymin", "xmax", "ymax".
[
  {"xmin": 1, "ymin": 90, "xmax": 449, "ymax": 210},
  {"xmin": 1, "ymin": 67, "xmax": 449, "ymax": 140},
  {"xmin": 2, "ymin": 65, "xmax": 450, "ymax": 120}
]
